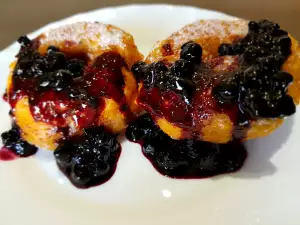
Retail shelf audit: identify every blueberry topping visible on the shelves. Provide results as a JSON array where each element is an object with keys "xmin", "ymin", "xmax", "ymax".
[
  {"xmin": 66, "ymin": 59, "xmax": 85, "ymax": 78},
  {"xmin": 258, "ymin": 19, "xmax": 280, "ymax": 32},
  {"xmin": 142, "ymin": 61, "xmax": 168, "ymax": 89},
  {"xmin": 1, "ymin": 125, "xmax": 38, "ymax": 157},
  {"xmin": 67, "ymin": 88, "xmax": 98, "ymax": 108},
  {"xmin": 126, "ymin": 115, "xmax": 247, "ymax": 178},
  {"xmin": 132, "ymin": 56, "xmax": 197, "ymax": 102},
  {"xmin": 54, "ymin": 126, "xmax": 121, "ymax": 188},
  {"xmin": 17, "ymin": 36, "xmax": 31, "ymax": 46},
  {"xmin": 13, "ymin": 38, "xmax": 87, "ymax": 89},
  {"xmin": 279, "ymin": 95, "xmax": 296, "ymax": 116},
  {"xmin": 180, "ymin": 41, "xmax": 202, "ymax": 63},
  {"xmin": 213, "ymin": 20, "xmax": 295, "ymax": 119},
  {"xmin": 131, "ymin": 61, "xmax": 146, "ymax": 82},
  {"xmin": 248, "ymin": 21, "xmax": 259, "ymax": 32},
  {"xmin": 213, "ymin": 76, "xmax": 239, "ymax": 105},
  {"xmin": 272, "ymin": 71, "xmax": 293, "ymax": 90},
  {"xmin": 219, "ymin": 44, "xmax": 234, "ymax": 56},
  {"xmin": 46, "ymin": 51, "xmax": 67, "ymax": 70},
  {"xmin": 171, "ymin": 59, "xmax": 194, "ymax": 79},
  {"xmin": 38, "ymin": 70, "xmax": 73, "ymax": 92}
]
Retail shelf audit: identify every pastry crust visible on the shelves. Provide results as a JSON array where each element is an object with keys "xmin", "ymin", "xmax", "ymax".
[
  {"xmin": 145, "ymin": 19, "xmax": 300, "ymax": 143},
  {"xmin": 7, "ymin": 22, "xmax": 143, "ymax": 150}
]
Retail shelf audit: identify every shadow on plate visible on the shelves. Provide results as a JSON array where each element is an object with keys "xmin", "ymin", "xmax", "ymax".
[{"xmin": 231, "ymin": 115, "xmax": 295, "ymax": 179}]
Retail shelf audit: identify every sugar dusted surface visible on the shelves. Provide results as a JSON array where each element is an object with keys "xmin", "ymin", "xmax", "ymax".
[
  {"xmin": 40, "ymin": 22, "xmax": 127, "ymax": 51},
  {"xmin": 147, "ymin": 19, "xmax": 249, "ymax": 62},
  {"xmin": 169, "ymin": 19, "xmax": 248, "ymax": 49}
]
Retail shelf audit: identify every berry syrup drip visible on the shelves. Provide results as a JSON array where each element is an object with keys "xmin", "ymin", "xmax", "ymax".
[
  {"xmin": 5, "ymin": 36, "xmax": 131, "ymax": 137},
  {"xmin": 54, "ymin": 126, "xmax": 121, "ymax": 188},
  {"xmin": 0, "ymin": 148, "xmax": 19, "ymax": 161},
  {"xmin": 126, "ymin": 114, "xmax": 247, "ymax": 178},
  {"xmin": 132, "ymin": 20, "xmax": 295, "ymax": 139},
  {"xmin": 1, "ymin": 124, "xmax": 38, "ymax": 158}
]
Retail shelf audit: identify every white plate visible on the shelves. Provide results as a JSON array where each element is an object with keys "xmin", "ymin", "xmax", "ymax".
[{"xmin": 0, "ymin": 4, "xmax": 299, "ymax": 225}]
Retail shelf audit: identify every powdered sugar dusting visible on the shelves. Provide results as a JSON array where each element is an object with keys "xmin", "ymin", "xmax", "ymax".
[
  {"xmin": 170, "ymin": 19, "xmax": 248, "ymax": 49},
  {"xmin": 147, "ymin": 19, "xmax": 249, "ymax": 62},
  {"xmin": 40, "ymin": 22, "xmax": 126, "ymax": 52}
]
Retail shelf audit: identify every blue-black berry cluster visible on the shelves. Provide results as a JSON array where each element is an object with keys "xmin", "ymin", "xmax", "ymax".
[
  {"xmin": 131, "ymin": 41, "xmax": 202, "ymax": 101},
  {"xmin": 126, "ymin": 114, "xmax": 247, "ymax": 178},
  {"xmin": 14, "ymin": 36, "xmax": 86, "ymax": 92},
  {"xmin": 214, "ymin": 20, "xmax": 295, "ymax": 118},
  {"xmin": 54, "ymin": 127, "xmax": 121, "ymax": 188},
  {"xmin": 1, "ymin": 125, "xmax": 38, "ymax": 157}
]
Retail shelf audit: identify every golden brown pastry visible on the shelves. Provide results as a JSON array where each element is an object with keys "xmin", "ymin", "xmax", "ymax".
[
  {"xmin": 5, "ymin": 22, "xmax": 143, "ymax": 150},
  {"xmin": 133, "ymin": 19, "xmax": 300, "ymax": 143}
]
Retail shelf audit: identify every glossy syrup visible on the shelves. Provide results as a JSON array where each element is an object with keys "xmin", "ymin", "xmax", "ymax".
[
  {"xmin": 134, "ymin": 20, "xmax": 295, "ymax": 140},
  {"xmin": 126, "ymin": 114, "xmax": 247, "ymax": 178},
  {"xmin": 0, "ymin": 148, "xmax": 18, "ymax": 161},
  {"xmin": 0, "ymin": 20, "xmax": 295, "ymax": 188},
  {"xmin": 5, "ymin": 37, "xmax": 132, "ymax": 139}
]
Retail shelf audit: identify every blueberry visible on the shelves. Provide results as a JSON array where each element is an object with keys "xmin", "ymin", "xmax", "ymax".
[
  {"xmin": 1, "ymin": 126, "xmax": 38, "ymax": 157},
  {"xmin": 180, "ymin": 41, "xmax": 202, "ymax": 63},
  {"xmin": 272, "ymin": 71, "xmax": 293, "ymax": 90},
  {"xmin": 125, "ymin": 122, "xmax": 146, "ymax": 142},
  {"xmin": 214, "ymin": 85, "xmax": 238, "ymax": 105},
  {"xmin": 30, "ymin": 58, "xmax": 46, "ymax": 77},
  {"xmin": 131, "ymin": 61, "xmax": 146, "ymax": 82},
  {"xmin": 258, "ymin": 20, "xmax": 280, "ymax": 32},
  {"xmin": 125, "ymin": 115, "xmax": 247, "ymax": 178},
  {"xmin": 46, "ymin": 51, "xmax": 67, "ymax": 70},
  {"xmin": 171, "ymin": 59, "xmax": 194, "ymax": 79},
  {"xmin": 143, "ymin": 61, "xmax": 168, "ymax": 89},
  {"xmin": 14, "ymin": 51, "xmax": 46, "ymax": 78},
  {"xmin": 278, "ymin": 95, "xmax": 296, "ymax": 116},
  {"xmin": 272, "ymin": 29, "xmax": 288, "ymax": 37},
  {"xmin": 54, "ymin": 126, "xmax": 121, "ymax": 188},
  {"xmin": 231, "ymin": 43, "xmax": 244, "ymax": 54},
  {"xmin": 244, "ymin": 46, "xmax": 262, "ymax": 62},
  {"xmin": 274, "ymin": 36, "xmax": 291, "ymax": 49},
  {"xmin": 214, "ymin": 76, "xmax": 239, "ymax": 105},
  {"xmin": 248, "ymin": 21, "xmax": 259, "ymax": 32},
  {"xmin": 126, "ymin": 114, "xmax": 157, "ymax": 142},
  {"xmin": 39, "ymin": 70, "xmax": 73, "ymax": 92},
  {"xmin": 153, "ymin": 61, "xmax": 168, "ymax": 73},
  {"xmin": 218, "ymin": 44, "xmax": 234, "ymax": 56},
  {"xmin": 66, "ymin": 59, "xmax": 85, "ymax": 77},
  {"xmin": 17, "ymin": 36, "xmax": 31, "ymax": 46},
  {"xmin": 257, "ymin": 56, "xmax": 279, "ymax": 72}
]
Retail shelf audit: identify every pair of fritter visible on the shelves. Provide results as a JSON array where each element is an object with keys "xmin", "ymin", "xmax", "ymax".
[{"xmin": 5, "ymin": 19, "xmax": 300, "ymax": 150}]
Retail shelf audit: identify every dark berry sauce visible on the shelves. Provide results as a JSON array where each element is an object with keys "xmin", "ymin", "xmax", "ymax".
[
  {"xmin": 0, "ymin": 20, "xmax": 295, "ymax": 188},
  {"xmin": 1, "ymin": 125, "xmax": 38, "ymax": 157},
  {"xmin": 126, "ymin": 114, "xmax": 247, "ymax": 178},
  {"xmin": 0, "ymin": 148, "xmax": 19, "ymax": 161},
  {"xmin": 5, "ymin": 36, "xmax": 132, "ymax": 139},
  {"xmin": 54, "ymin": 126, "xmax": 121, "ymax": 188},
  {"xmin": 133, "ymin": 20, "xmax": 295, "ymax": 140}
]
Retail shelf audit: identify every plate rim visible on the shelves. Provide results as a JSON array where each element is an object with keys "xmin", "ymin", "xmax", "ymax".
[{"xmin": 0, "ymin": 4, "xmax": 236, "ymax": 53}]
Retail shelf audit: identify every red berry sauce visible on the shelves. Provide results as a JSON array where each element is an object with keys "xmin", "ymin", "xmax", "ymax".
[
  {"xmin": 0, "ymin": 148, "xmax": 19, "ymax": 161},
  {"xmin": 133, "ymin": 20, "xmax": 295, "ymax": 140},
  {"xmin": 126, "ymin": 114, "xmax": 247, "ymax": 178},
  {"xmin": 5, "ymin": 36, "xmax": 133, "ymax": 139}
]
